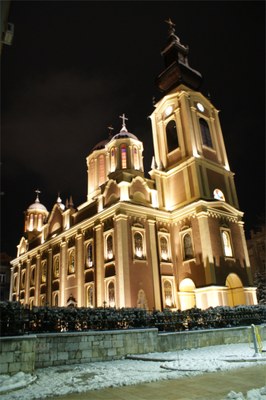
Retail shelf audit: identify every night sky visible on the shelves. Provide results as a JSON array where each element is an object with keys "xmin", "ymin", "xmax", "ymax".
[{"xmin": 1, "ymin": 1, "xmax": 265, "ymax": 258}]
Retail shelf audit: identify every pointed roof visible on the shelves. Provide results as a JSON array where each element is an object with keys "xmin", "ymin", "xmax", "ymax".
[{"xmin": 156, "ymin": 19, "xmax": 202, "ymax": 93}]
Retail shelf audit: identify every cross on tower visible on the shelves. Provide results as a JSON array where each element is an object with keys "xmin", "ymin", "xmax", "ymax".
[
  {"xmin": 165, "ymin": 18, "xmax": 176, "ymax": 35},
  {"xmin": 119, "ymin": 113, "xmax": 128, "ymax": 132}
]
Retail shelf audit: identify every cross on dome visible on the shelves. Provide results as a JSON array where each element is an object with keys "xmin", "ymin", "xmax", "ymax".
[
  {"xmin": 35, "ymin": 189, "xmax": 41, "ymax": 202},
  {"xmin": 119, "ymin": 113, "xmax": 128, "ymax": 132}
]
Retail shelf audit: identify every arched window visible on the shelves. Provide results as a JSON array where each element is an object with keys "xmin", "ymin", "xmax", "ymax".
[
  {"xmin": 53, "ymin": 257, "xmax": 60, "ymax": 277},
  {"xmin": 110, "ymin": 147, "xmax": 116, "ymax": 172},
  {"xmin": 98, "ymin": 155, "xmax": 105, "ymax": 185},
  {"xmin": 89, "ymin": 159, "xmax": 95, "ymax": 192},
  {"xmin": 108, "ymin": 281, "xmax": 115, "ymax": 307},
  {"xmin": 106, "ymin": 235, "xmax": 113, "ymax": 260},
  {"xmin": 68, "ymin": 250, "xmax": 75, "ymax": 274},
  {"xmin": 31, "ymin": 266, "xmax": 36, "ymax": 286},
  {"xmin": 213, "ymin": 188, "xmax": 225, "ymax": 201},
  {"xmin": 164, "ymin": 280, "xmax": 174, "ymax": 307},
  {"xmin": 222, "ymin": 230, "xmax": 233, "ymax": 257},
  {"xmin": 29, "ymin": 214, "xmax": 34, "ymax": 231},
  {"xmin": 87, "ymin": 285, "xmax": 94, "ymax": 308},
  {"xmin": 21, "ymin": 271, "xmax": 26, "ymax": 289},
  {"xmin": 199, "ymin": 118, "xmax": 213, "ymax": 148},
  {"xmin": 41, "ymin": 262, "xmax": 47, "ymax": 283},
  {"xmin": 166, "ymin": 120, "xmax": 179, "ymax": 153},
  {"xmin": 133, "ymin": 146, "xmax": 139, "ymax": 169},
  {"xmin": 183, "ymin": 233, "xmax": 194, "ymax": 260},
  {"xmin": 160, "ymin": 236, "xmax": 169, "ymax": 261},
  {"xmin": 87, "ymin": 243, "xmax": 93, "ymax": 267},
  {"xmin": 134, "ymin": 232, "xmax": 143, "ymax": 258},
  {"xmin": 13, "ymin": 274, "xmax": 17, "ymax": 291},
  {"xmin": 54, "ymin": 293, "xmax": 58, "ymax": 307},
  {"xmin": 121, "ymin": 144, "xmax": 127, "ymax": 169},
  {"xmin": 37, "ymin": 214, "xmax": 43, "ymax": 231},
  {"xmin": 40, "ymin": 295, "xmax": 46, "ymax": 306}
]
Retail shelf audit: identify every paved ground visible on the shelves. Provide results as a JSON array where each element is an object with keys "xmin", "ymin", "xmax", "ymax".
[{"xmin": 49, "ymin": 365, "xmax": 266, "ymax": 400}]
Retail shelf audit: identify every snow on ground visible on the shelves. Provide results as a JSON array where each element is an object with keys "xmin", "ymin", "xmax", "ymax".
[{"xmin": 0, "ymin": 342, "xmax": 266, "ymax": 400}]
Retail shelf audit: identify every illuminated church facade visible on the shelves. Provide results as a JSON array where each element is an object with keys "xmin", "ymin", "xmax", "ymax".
[{"xmin": 10, "ymin": 22, "xmax": 257, "ymax": 310}]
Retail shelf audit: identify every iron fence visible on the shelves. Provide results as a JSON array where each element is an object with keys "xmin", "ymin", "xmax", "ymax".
[{"xmin": 0, "ymin": 302, "xmax": 265, "ymax": 336}]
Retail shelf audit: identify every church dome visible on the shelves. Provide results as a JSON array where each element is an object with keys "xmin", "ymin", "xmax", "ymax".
[
  {"xmin": 91, "ymin": 139, "xmax": 109, "ymax": 152},
  {"xmin": 27, "ymin": 192, "xmax": 48, "ymax": 212},
  {"xmin": 111, "ymin": 131, "xmax": 139, "ymax": 141}
]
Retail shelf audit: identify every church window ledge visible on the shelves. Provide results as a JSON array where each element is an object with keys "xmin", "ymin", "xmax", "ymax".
[
  {"xmin": 133, "ymin": 258, "xmax": 147, "ymax": 264},
  {"xmin": 67, "ymin": 273, "xmax": 76, "ymax": 279},
  {"xmin": 182, "ymin": 257, "xmax": 196, "ymax": 264},
  {"xmin": 202, "ymin": 144, "xmax": 216, "ymax": 153},
  {"xmin": 224, "ymin": 257, "xmax": 236, "ymax": 263},
  {"xmin": 160, "ymin": 260, "xmax": 173, "ymax": 266},
  {"xmin": 104, "ymin": 260, "xmax": 115, "ymax": 267}
]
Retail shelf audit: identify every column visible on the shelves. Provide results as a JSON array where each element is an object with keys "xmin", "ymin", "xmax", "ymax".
[
  {"xmin": 9, "ymin": 266, "xmax": 14, "ymax": 301},
  {"xmin": 76, "ymin": 231, "xmax": 84, "ymax": 306},
  {"xmin": 94, "ymin": 222, "xmax": 104, "ymax": 307},
  {"xmin": 147, "ymin": 219, "xmax": 162, "ymax": 310},
  {"xmin": 25, "ymin": 258, "xmax": 30, "ymax": 305},
  {"xmin": 114, "ymin": 213, "xmax": 131, "ymax": 307},
  {"xmin": 60, "ymin": 240, "xmax": 67, "ymax": 306},
  {"xmin": 197, "ymin": 210, "xmax": 216, "ymax": 285},
  {"xmin": 35, "ymin": 253, "xmax": 41, "ymax": 306},
  {"xmin": 47, "ymin": 247, "xmax": 53, "ymax": 305}
]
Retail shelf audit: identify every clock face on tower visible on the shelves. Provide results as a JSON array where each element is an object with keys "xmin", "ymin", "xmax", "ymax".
[
  {"xmin": 213, "ymin": 188, "xmax": 225, "ymax": 201},
  {"xmin": 196, "ymin": 102, "xmax": 204, "ymax": 112}
]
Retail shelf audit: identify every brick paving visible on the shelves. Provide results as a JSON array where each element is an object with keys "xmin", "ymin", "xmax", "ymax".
[{"xmin": 49, "ymin": 364, "xmax": 266, "ymax": 400}]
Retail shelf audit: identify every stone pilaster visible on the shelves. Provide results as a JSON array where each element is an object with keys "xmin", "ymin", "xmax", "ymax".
[
  {"xmin": 94, "ymin": 222, "xmax": 104, "ymax": 307},
  {"xmin": 147, "ymin": 219, "xmax": 162, "ymax": 310},
  {"xmin": 114, "ymin": 213, "xmax": 131, "ymax": 307}
]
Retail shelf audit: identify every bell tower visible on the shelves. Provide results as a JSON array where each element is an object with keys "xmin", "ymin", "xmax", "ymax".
[{"xmin": 149, "ymin": 20, "xmax": 238, "ymax": 211}]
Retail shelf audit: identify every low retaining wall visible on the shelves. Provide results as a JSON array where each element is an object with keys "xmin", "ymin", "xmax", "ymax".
[
  {"xmin": 0, "ymin": 336, "xmax": 36, "ymax": 374},
  {"xmin": 158, "ymin": 325, "xmax": 266, "ymax": 352},
  {"xmin": 35, "ymin": 329, "xmax": 157, "ymax": 368},
  {"xmin": 1, "ymin": 325, "xmax": 265, "ymax": 374}
]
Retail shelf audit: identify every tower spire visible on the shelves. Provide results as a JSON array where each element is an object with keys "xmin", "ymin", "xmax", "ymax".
[{"xmin": 156, "ymin": 19, "xmax": 202, "ymax": 93}]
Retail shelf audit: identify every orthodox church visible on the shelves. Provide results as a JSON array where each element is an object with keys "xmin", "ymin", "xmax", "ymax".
[{"xmin": 10, "ymin": 21, "xmax": 257, "ymax": 310}]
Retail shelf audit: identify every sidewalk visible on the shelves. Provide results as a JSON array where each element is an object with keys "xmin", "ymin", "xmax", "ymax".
[{"xmin": 49, "ymin": 365, "xmax": 266, "ymax": 400}]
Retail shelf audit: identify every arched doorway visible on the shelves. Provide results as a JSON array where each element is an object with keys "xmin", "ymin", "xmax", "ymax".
[
  {"xmin": 226, "ymin": 273, "xmax": 245, "ymax": 306},
  {"xmin": 179, "ymin": 278, "xmax": 196, "ymax": 310}
]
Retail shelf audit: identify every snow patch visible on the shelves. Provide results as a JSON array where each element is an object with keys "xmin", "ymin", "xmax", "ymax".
[{"xmin": 0, "ymin": 342, "xmax": 265, "ymax": 399}]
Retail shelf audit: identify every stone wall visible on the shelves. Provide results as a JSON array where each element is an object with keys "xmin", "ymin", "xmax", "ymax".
[
  {"xmin": 158, "ymin": 326, "xmax": 265, "ymax": 352},
  {"xmin": 0, "ymin": 325, "xmax": 265, "ymax": 375},
  {"xmin": 35, "ymin": 329, "xmax": 158, "ymax": 368},
  {"xmin": 0, "ymin": 335, "xmax": 36, "ymax": 374}
]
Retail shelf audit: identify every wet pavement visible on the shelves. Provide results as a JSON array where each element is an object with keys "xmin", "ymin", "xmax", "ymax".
[{"xmin": 48, "ymin": 364, "xmax": 266, "ymax": 400}]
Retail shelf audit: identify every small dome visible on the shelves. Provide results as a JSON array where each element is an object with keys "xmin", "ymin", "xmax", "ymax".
[
  {"xmin": 27, "ymin": 194, "xmax": 48, "ymax": 212},
  {"xmin": 111, "ymin": 131, "xmax": 139, "ymax": 141},
  {"xmin": 91, "ymin": 139, "xmax": 109, "ymax": 152}
]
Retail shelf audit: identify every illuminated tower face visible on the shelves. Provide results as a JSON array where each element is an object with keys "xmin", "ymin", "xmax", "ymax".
[{"xmin": 149, "ymin": 22, "xmax": 238, "ymax": 212}]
